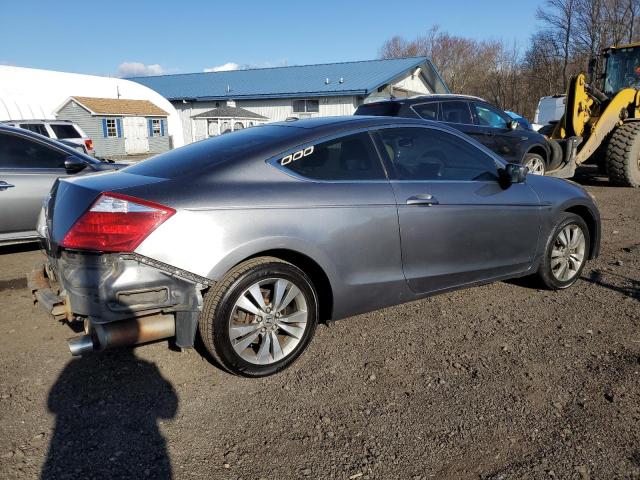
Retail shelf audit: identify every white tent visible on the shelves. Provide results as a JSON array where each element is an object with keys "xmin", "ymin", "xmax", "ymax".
[{"xmin": 0, "ymin": 65, "xmax": 184, "ymax": 147}]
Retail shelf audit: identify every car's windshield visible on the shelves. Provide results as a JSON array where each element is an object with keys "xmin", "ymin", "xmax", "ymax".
[{"xmin": 604, "ymin": 46, "xmax": 640, "ymax": 95}]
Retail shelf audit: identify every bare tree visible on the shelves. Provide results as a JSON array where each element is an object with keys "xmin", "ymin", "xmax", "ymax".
[{"xmin": 537, "ymin": 0, "xmax": 578, "ymax": 90}]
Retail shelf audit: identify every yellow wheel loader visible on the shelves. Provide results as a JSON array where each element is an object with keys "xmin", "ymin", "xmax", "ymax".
[{"xmin": 548, "ymin": 42, "xmax": 640, "ymax": 187}]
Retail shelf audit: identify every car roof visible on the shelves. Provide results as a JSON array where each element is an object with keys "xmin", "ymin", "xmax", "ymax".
[
  {"xmin": 267, "ymin": 114, "xmax": 448, "ymax": 134},
  {"xmin": 363, "ymin": 94, "xmax": 486, "ymax": 105},
  {"xmin": 2, "ymin": 119, "xmax": 75, "ymax": 124}
]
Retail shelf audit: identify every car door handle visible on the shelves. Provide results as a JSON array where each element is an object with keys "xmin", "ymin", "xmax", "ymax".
[
  {"xmin": 0, "ymin": 181, "xmax": 15, "ymax": 191},
  {"xmin": 406, "ymin": 194, "xmax": 439, "ymax": 206}
]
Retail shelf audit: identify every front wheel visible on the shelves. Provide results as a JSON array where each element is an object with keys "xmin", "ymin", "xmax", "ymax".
[
  {"xmin": 537, "ymin": 213, "xmax": 590, "ymax": 290},
  {"xmin": 523, "ymin": 153, "xmax": 546, "ymax": 175},
  {"xmin": 199, "ymin": 257, "xmax": 318, "ymax": 377}
]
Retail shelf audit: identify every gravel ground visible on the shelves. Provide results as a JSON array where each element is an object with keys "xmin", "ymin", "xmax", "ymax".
[{"xmin": 0, "ymin": 172, "xmax": 638, "ymax": 480}]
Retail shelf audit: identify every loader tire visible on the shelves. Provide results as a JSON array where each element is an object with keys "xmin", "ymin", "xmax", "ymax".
[{"xmin": 606, "ymin": 122, "xmax": 640, "ymax": 187}]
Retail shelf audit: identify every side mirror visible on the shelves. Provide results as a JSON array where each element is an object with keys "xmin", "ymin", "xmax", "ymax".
[
  {"xmin": 508, "ymin": 120, "xmax": 519, "ymax": 131},
  {"xmin": 500, "ymin": 163, "xmax": 528, "ymax": 187},
  {"xmin": 64, "ymin": 155, "xmax": 87, "ymax": 173}
]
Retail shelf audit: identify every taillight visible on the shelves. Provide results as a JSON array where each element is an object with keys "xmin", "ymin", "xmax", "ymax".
[
  {"xmin": 61, "ymin": 193, "xmax": 175, "ymax": 252},
  {"xmin": 84, "ymin": 139, "xmax": 94, "ymax": 151}
]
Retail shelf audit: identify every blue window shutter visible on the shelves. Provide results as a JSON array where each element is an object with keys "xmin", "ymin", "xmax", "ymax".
[
  {"xmin": 160, "ymin": 119, "xmax": 165, "ymax": 136},
  {"xmin": 116, "ymin": 118, "xmax": 122, "ymax": 138},
  {"xmin": 102, "ymin": 118, "xmax": 107, "ymax": 138},
  {"xmin": 148, "ymin": 119, "xmax": 153, "ymax": 137}
]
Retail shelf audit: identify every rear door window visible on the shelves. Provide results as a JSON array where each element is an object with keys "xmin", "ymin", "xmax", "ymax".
[
  {"xmin": 439, "ymin": 101, "xmax": 473, "ymax": 124},
  {"xmin": 412, "ymin": 102, "xmax": 439, "ymax": 120},
  {"xmin": 0, "ymin": 132, "xmax": 67, "ymax": 169},
  {"xmin": 20, "ymin": 123, "xmax": 50, "ymax": 137},
  {"xmin": 50, "ymin": 124, "xmax": 82, "ymax": 139},
  {"xmin": 354, "ymin": 102, "xmax": 401, "ymax": 117},
  {"xmin": 278, "ymin": 132, "xmax": 386, "ymax": 181}
]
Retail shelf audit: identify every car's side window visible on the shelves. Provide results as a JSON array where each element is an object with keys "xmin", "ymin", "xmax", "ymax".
[
  {"xmin": 377, "ymin": 127, "xmax": 499, "ymax": 182},
  {"xmin": 278, "ymin": 131, "xmax": 386, "ymax": 181},
  {"xmin": 439, "ymin": 101, "xmax": 473, "ymax": 124},
  {"xmin": 412, "ymin": 102, "xmax": 439, "ymax": 120},
  {"xmin": 0, "ymin": 133, "xmax": 67, "ymax": 169},
  {"xmin": 20, "ymin": 124, "xmax": 50, "ymax": 137},
  {"xmin": 472, "ymin": 102, "xmax": 509, "ymax": 129}
]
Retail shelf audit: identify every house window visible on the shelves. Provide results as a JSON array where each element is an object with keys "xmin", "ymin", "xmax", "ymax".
[
  {"xmin": 106, "ymin": 119, "xmax": 117, "ymax": 138},
  {"xmin": 152, "ymin": 119, "xmax": 162, "ymax": 137},
  {"xmin": 292, "ymin": 99, "xmax": 320, "ymax": 113}
]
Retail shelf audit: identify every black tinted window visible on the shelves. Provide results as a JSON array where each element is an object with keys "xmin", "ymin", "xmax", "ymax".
[
  {"xmin": 439, "ymin": 101, "xmax": 473, "ymax": 124},
  {"xmin": 280, "ymin": 132, "xmax": 385, "ymax": 181},
  {"xmin": 20, "ymin": 124, "xmax": 49, "ymax": 137},
  {"xmin": 377, "ymin": 127, "xmax": 498, "ymax": 181},
  {"xmin": 51, "ymin": 124, "xmax": 81, "ymax": 139},
  {"xmin": 412, "ymin": 102, "xmax": 439, "ymax": 120},
  {"xmin": 0, "ymin": 132, "xmax": 67, "ymax": 169},
  {"xmin": 354, "ymin": 102, "xmax": 401, "ymax": 117}
]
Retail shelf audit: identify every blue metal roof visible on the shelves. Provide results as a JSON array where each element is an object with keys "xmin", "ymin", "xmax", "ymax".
[{"xmin": 129, "ymin": 57, "xmax": 448, "ymax": 101}]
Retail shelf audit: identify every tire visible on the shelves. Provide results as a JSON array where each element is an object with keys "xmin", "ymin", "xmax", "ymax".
[
  {"xmin": 524, "ymin": 153, "xmax": 546, "ymax": 175},
  {"xmin": 606, "ymin": 122, "xmax": 640, "ymax": 187},
  {"xmin": 546, "ymin": 139, "xmax": 564, "ymax": 171},
  {"xmin": 199, "ymin": 257, "xmax": 318, "ymax": 377},
  {"xmin": 537, "ymin": 213, "xmax": 590, "ymax": 290}
]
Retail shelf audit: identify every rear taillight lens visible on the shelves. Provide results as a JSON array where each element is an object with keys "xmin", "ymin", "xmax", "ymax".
[
  {"xmin": 84, "ymin": 139, "xmax": 94, "ymax": 150},
  {"xmin": 61, "ymin": 193, "xmax": 175, "ymax": 252}
]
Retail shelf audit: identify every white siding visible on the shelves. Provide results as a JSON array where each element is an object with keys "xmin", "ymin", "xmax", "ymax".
[{"xmin": 173, "ymin": 96, "xmax": 361, "ymax": 144}]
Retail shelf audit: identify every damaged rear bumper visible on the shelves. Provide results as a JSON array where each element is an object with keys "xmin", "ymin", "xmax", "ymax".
[{"xmin": 29, "ymin": 251, "xmax": 209, "ymax": 355}]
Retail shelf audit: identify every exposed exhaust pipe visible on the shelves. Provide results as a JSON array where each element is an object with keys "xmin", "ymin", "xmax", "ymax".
[{"xmin": 67, "ymin": 313, "xmax": 175, "ymax": 356}]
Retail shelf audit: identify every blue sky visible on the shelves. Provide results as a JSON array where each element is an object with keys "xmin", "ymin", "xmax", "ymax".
[{"xmin": 0, "ymin": 0, "xmax": 543, "ymax": 76}]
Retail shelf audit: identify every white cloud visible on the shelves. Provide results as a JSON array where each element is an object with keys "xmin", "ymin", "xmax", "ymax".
[
  {"xmin": 203, "ymin": 62, "xmax": 241, "ymax": 73},
  {"xmin": 117, "ymin": 62, "xmax": 166, "ymax": 77}
]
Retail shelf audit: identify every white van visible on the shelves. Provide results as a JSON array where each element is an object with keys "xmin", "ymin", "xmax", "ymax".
[{"xmin": 532, "ymin": 95, "xmax": 566, "ymax": 131}]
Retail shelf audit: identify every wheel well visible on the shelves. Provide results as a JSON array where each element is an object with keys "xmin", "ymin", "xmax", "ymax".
[
  {"xmin": 527, "ymin": 145, "xmax": 548, "ymax": 162},
  {"xmin": 246, "ymin": 249, "xmax": 334, "ymax": 323},
  {"xmin": 565, "ymin": 205, "xmax": 598, "ymax": 259}
]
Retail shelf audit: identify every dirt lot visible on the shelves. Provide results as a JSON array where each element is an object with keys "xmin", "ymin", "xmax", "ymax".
[{"xmin": 0, "ymin": 172, "xmax": 638, "ymax": 480}]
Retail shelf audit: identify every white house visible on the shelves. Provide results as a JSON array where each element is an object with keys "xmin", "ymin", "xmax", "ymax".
[
  {"xmin": 131, "ymin": 57, "xmax": 448, "ymax": 144},
  {"xmin": 0, "ymin": 65, "xmax": 185, "ymax": 150}
]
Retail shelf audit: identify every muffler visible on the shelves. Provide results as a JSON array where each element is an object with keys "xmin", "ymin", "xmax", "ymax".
[{"xmin": 67, "ymin": 313, "xmax": 175, "ymax": 356}]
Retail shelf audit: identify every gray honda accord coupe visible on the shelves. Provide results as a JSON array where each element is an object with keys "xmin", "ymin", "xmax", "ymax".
[{"xmin": 32, "ymin": 116, "xmax": 601, "ymax": 377}]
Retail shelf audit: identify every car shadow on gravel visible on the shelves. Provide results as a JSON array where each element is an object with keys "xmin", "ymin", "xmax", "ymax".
[
  {"xmin": 584, "ymin": 269, "xmax": 640, "ymax": 301},
  {"xmin": 40, "ymin": 349, "xmax": 177, "ymax": 479}
]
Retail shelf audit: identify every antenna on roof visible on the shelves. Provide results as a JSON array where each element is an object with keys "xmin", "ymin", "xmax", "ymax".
[{"xmin": 116, "ymin": 85, "xmax": 121, "ymax": 99}]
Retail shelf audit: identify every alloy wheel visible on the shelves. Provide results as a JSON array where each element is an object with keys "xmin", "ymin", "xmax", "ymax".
[
  {"xmin": 525, "ymin": 156, "xmax": 546, "ymax": 175},
  {"xmin": 550, "ymin": 224, "xmax": 586, "ymax": 282},
  {"xmin": 228, "ymin": 278, "xmax": 308, "ymax": 365}
]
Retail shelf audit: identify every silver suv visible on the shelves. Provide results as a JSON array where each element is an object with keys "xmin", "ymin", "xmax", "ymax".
[{"xmin": 2, "ymin": 119, "xmax": 95, "ymax": 156}]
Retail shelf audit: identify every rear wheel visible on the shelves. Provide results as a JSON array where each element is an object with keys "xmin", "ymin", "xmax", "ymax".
[
  {"xmin": 524, "ymin": 153, "xmax": 546, "ymax": 175},
  {"xmin": 606, "ymin": 122, "xmax": 640, "ymax": 187},
  {"xmin": 537, "ymin": 213, "xmax": 590, "ymax": 290},
  {"xmin": 199, "ymin": 257, "xmax": 318, "ymax": 377}
]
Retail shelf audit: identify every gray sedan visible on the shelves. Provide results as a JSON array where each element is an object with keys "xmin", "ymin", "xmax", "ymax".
[
  {"xmin": 34, "ymin": 116, "xmax": 601, "ymax": 377},
  {"xmin": 0, "ymin": 125, "xmax": 117, "ymax": 245}
]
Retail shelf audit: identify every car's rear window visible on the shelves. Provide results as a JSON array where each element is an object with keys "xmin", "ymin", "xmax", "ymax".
[
  {"xmin": 50, "ymin": 124, "xmax": 82, "ymax": 139},
  {"xmin": 354, "ymin": 102, "xmax": 401, "ymax": 117},
  {"xmin": 124, "ymin": 125, "xmax": 301, "ymax": 178}
]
